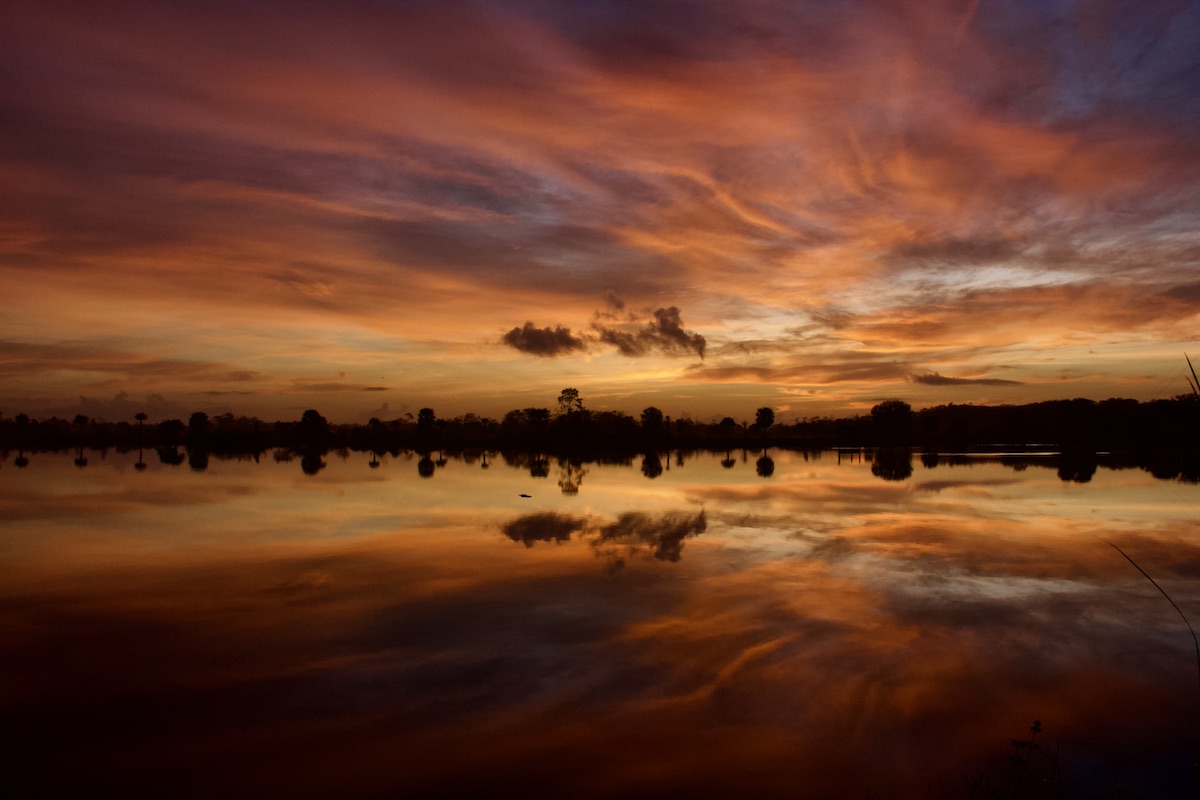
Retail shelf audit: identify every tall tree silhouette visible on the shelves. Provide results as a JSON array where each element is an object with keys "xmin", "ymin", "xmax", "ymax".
[
  {"xmin": 871, "ymin": 400, "xmax": 913, "ymax": 445},
  {"xmin": 558, "ymin": 388, "xmax": 583, "ymax": 416},
  {"xmin": 188, "ymin": 411, "xmax": 210, "ymax": 437},
  {"xmin": 755, "ymin": 407, "xmax": 774, "ymax": 434},
  {"xmin": 298, "ymin": 408, "xmax": 329, "ymax": 442},
  {"xmin": 641, "ymin": 406, "xmax": 664, "ymax": 435}
]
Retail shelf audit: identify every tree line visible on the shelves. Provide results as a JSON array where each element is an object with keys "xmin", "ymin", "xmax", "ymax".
[{"xmin": 1, "ymin": 389, "xmax": 1197, "ymax": 455}]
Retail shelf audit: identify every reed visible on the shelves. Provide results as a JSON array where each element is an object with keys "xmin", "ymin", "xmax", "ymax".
[{"xmin": 1101, "ymin": 538, "xmax": 1200, "ymax": 693}]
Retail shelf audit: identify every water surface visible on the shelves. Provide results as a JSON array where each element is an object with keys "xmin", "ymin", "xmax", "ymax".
[{"xmin": 3, "ymin": 449, "xmax": 1198, "ymax": 797}]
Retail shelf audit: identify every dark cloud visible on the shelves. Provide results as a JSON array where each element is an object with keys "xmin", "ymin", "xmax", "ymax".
[
  {"xmin": 505, "ymin": 306, "xmax": 706, "ymax": 360},
  {"xmin": 501, "ymin": 322, "xmax": 588, "ymax": 357},
  {"xmin": 1162, "ymin": 281, "xmax": 1200, "ymax": 303},
  {"xmin": 889, "ymin": 236, "xmax": 1021, "ymax": 266},
  {"xmin": 594, "ymin": 306, "xmax": 706, "ymax": 359},
  {"xmin": 910, "ymin": 372, "xmax": 1024, "ymax": 387},
  {"xmin": 687, "ymin": 359, "xmax": 911, "ymax": 385},
  {"xmin": 0, "ymin": 340, "xmax": 262, "ymax": 385}
]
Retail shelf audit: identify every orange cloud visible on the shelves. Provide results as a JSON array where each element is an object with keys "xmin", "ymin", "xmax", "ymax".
[{"xmin": 1, "ymin": 1, "xmax": 1197, "ymax": 420}]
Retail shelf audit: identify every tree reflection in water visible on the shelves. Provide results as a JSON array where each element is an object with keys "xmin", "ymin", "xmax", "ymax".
[{"xmin": 2, "ymin": 449, "xmax": 1198, "ymax": 798}]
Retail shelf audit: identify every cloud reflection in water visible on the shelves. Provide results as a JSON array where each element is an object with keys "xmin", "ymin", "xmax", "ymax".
[
  {"xmin": 502, "ymin": 510, "xmax": 708, "ymax": 568},
  {"xmin": 1, "ymin": 450, "xmax": 1197, "ymax": 797}
]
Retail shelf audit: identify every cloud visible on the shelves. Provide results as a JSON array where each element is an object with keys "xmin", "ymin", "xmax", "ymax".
[
  {"xmin": 501, "ymin": 322, "xmax": 587, "ymax": 357},
  {"xmin": 504, "ymin": 305, "xmax": 706, "ymax": 360},
  {"xmin": 686, "ymin": 359, "xmax": 912, "ymax": 386},
  {"xmin": 889, "ymin": 236, "xmax": 1021, "ymax": 267},
  {"xmin": 910, "ymin": 372, "xmax": 1023, "ymax": 387},
  {"xmin": 1, "ymin": 0, "xmax": 1199, "ymax": 421},
  {"xmin": 594, "ymin": 306, "xmax": 706, "ymax": 359}
]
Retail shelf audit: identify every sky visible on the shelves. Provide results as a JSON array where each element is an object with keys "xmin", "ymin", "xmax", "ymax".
[{"xmin": 2, "ymin": 0, "xmax": 1199, "ymax": 424}]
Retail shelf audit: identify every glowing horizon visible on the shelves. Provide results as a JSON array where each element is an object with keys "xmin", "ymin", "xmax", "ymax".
[{"xmin": 2, "ymin": 1, "xmax": 1198, "ymax": 424}]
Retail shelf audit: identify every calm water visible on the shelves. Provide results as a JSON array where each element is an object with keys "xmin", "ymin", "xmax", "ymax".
[{"xmin": 3, "ymin": 448, "xmax": 1199, "ymax": 798}]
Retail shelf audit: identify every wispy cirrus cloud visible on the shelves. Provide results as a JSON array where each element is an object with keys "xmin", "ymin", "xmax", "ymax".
[
  {"xmin": 909, "ymin": 373, "xmax": 1023, "ymax": 387},
  {"xmin": 1, "ymin": 0, "xmax": 1198, "ymax": 419}
]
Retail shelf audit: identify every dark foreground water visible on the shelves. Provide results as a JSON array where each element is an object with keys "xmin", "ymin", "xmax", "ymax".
[{"xmin": 2, "ymin": 448, "xmax": 1199, "ymax": 798}]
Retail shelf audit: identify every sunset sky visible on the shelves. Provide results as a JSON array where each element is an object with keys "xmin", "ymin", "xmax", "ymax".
[{"xmin": 3, "ymin": 0, "xmax": 1199, "ymax": 424}]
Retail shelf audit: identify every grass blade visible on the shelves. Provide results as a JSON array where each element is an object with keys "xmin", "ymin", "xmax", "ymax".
[{"xmin": 1102, "ymin": 537, "xmax": 1200, "ymax": 692}]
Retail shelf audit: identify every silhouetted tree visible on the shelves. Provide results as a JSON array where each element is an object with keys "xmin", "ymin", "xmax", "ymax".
[
  {"xmin": 526, "ymin": 407, "xmax": 551, "ymax": 430},
  {"xmin": 297, "ymin": 409, "xmax": 330, "ymax": 443},
  {"xmin": 300, "ymin": 408, "xmax": 328, "ymax": 430},
  {"xmin": 871, "ymin": 400, "xmax": 914, "ymax": 445},
  {"xmin": 159, "ymin": 419, "xmax": 185, "ymax": 443},
  {"xmin": 188, "ymin": 411, "xmax": 210, "ymax": 437},
  {"xmin": 417, "ymin": 408, "xmax": 436, "ymax": 431},
  {"xmin": 755, "ymin": 407, "xmax": 775, "ymax": 434},
  {"xmin": 12, "ymin": 413, "xmax": 30, "ymax": 454},
  {"xmin": 641, "ymin": 406, "xmax": 665, "ymax": 434},
  {"xmin": 558, "ymin": 387, "xmax": 583, "ymax": 416}
]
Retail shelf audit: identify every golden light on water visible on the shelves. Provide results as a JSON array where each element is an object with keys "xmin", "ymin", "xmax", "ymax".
[{"xmin": 3, "ymin": 449, "xmax": 1198, "ymax": 795}]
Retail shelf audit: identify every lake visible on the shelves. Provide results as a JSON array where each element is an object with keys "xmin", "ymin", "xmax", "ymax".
[{"xmin": 3, "ymin": 447, "xmax": 1198, "ymax": 798}]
